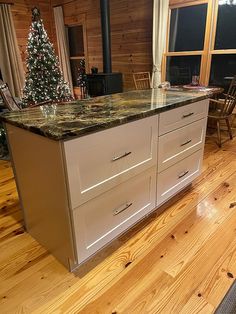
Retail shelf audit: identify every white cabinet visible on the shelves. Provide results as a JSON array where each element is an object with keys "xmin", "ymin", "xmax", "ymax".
[
  {"xmin": 159, "ymin": 99, "xmax": 208, "ymax": 135},
  {"xmin": 73, "ymin": 167, "xmax": 156, "ymax": 263},
  {"xmin": 158, "ymin": 118, "xmax": 207, "ymax": 172},
  {"xmin": 156, "ymin": 100, "xmax": 209, "ymax": 206},
  {"xmin": 67, "ymin": 101, "xmax": 209, "ymax": 266},
  {"xmin": 64, "ymin": 116, "xmax": 158, "ymax": 208},
  {"xmin": 5, "ymin": 99, "xmax": 209, "ymax": 271},
  {"xmin": 157, "ymin": 150, "xmax": 203, "ymax": 205}
]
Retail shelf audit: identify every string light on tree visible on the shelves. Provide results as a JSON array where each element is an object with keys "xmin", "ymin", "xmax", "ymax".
[{"xmin": 23, "ymin": 7, "xmax": 73, "ymax": 105}]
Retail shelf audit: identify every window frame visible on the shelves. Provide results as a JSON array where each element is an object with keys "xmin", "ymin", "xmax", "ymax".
[{"xmin": 163, "ymin": 0, "xmax": 236, "ymax": 86}]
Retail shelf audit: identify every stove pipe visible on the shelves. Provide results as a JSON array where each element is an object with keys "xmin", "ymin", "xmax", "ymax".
[{"xmin": 100, "ymin": 0, "xmax": 112, "ymax": 73}]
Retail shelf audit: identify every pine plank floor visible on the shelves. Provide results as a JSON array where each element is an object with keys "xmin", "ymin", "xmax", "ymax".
[{"xmin": 1, "ymin": 134, "xmax": 236, "ymax": 313}]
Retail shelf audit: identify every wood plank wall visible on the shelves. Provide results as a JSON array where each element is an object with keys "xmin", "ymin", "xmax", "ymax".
[
  {"xmin": 4, "ymin": 0, "xmax": 199, "ymax": 89},
  {"xmin": 51, "ymin": 0, "xmax": 153, "ymax": 90},
  {"xmin": 2, "ymin": 0, "xmax": 55, "ymax": 69}
]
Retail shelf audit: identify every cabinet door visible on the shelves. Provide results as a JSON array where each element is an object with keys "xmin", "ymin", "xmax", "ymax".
[
  {"xmin": 64, "ymin": 116, "xmax": 158, "ymax": 208},
  {"xmin": 157, "ymin": 150, "xmax": 203, "ymax": 206},
  {"xmin": 158, "ymin": 118, "xmax": 207, "ymax": 172},
  {"xmin": 159, "ymin": 99, "xmax": 209, "ymax": 135},
  {"xmin": 73, "ymin": 167, "xmax": 156, "ymax": 263}
]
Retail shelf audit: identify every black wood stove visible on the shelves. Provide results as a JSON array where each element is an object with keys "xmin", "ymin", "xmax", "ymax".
[{"xmin": 87, "ymin": 0, "xmax": 123, "ymax": 97}]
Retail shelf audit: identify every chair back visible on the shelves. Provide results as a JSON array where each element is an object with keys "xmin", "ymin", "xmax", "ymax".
[
  {"xmin": 0, "ymin": 80, "xmax": 21, "ymax": 111},
  {"xmin": 133, "ymin": 72, "xmax": 151, "ymax": 90},
  {"xmin": 222, "ymin": 75, "xmax": 236, "ymax": 116},
  {"xmin": 178, "ymin": 67, "xmax": 191, "ymax": 84}
]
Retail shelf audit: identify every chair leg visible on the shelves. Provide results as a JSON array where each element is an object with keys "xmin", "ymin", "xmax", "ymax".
[
  {"xmin": 226, "ymin": 117, "xmax": 233, "ymax": 140},
  {"xmin": 216, "ymin": 120, "xmax": 222, "ymax": 148}
]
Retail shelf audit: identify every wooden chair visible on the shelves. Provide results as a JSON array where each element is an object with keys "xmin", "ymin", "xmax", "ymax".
[
  {"xmin": 178, "ymin": 67, "xmax": 191, "ymax": 84},
  {"xmin": 0, "ymin": 80, "xmax": 22, "ymax": 111},
  {"xmin": 133, "ymin": 72, "xmax": 151, "ymax": 90},
  {"xmin": 208, "ymin": 75, "xmax": 236, "ymax": 147}
]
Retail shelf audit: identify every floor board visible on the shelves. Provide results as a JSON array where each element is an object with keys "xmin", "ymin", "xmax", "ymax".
[{"xmin": 0, "ymin": 136, "xmax": 236, "ymax": 313}]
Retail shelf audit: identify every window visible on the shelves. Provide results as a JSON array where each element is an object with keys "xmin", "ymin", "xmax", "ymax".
[
  {"xmin": 209, "ymin": 54, "xmax": 236, "ymax": 87},
  {"xmin": 169, "ymin": 4, "xmax": 207, "ymax": 52},
  {"xmin": 164, "ymin": 0, "xmax": 236, "ymax": 87},
  {"xmin": 67, "ymin": 25, "xmax": 87, "ymax": 87},
  {"xmin": 215, "ymin": 1, "xmax": 236, "ymax": 49},
  {"xmin": 68, "ymin": 25, "xmax": 84, "ymax": 57}
]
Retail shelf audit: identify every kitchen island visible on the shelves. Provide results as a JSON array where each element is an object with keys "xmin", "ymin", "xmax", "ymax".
[{"xmin": 0, "ymin": 88, "xmax": 219, "ymax": 271}]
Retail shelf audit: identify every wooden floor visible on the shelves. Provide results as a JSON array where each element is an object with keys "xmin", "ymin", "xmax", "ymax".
[{"xmin": 1, "ymin": 133, "xmax": 236, "ymax": 314}]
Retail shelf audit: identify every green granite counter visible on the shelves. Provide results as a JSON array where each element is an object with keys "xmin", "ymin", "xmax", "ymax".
[{"xmin": 0, "ymin": 88, "xmax": 219, "ymax": 140}]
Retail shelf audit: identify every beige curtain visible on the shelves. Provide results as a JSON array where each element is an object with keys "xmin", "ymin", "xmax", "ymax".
[
  {"xmin": 152, "ymin": 0, "xmax": 169, "ymax": 88},
  {"xmin": 53, "ymin": 6, "xmax": 73, "ymax": 94},
  {"xmin": 0, "ymin": 4, "xmax": 24, "ymax": 97}
]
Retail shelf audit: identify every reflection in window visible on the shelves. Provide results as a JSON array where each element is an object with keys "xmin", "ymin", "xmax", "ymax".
[
  {"xmin": 169, "ymin": 4, "xmax": 207, "ymax": 52},
  {"xmin": 70, "ymin": 59, "xmax": 81, "ymax": 87},
  {"xmin": 209, "ymin": 54, "xmax": 236, "ymax": 88},
  {"xmin": 166, "ymin": 56, "xmax": 201, "ymax": 85},
  {"xmin": 215, "ymin": 0, "xmax": 236, "ymax": 49},
  {"xmin": 67, "ymin": 25, "xmax": 86, "ymax": 89}
]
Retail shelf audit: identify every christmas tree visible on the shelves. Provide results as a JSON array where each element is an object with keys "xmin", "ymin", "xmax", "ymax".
[{"xmin": 23, "ymin": 8, "xmax": 72, "ymax": 105}]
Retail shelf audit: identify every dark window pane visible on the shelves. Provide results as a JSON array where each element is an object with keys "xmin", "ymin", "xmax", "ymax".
[
  {"xmin": 68, "ymin": 25, "xmax": 84, "ymax": 57},
  {"xmin": 70, "ymin": 59, "xmax": 84, "ymax": 86},
  {"xmin": 169, "ymin": 4, "xmax": 207, "ymax": 52},
  {"xmin": 166, "ymin": 55, "xmax": 201, "ymax": 85},
  {"xmin": 215, "ymin": 1, "xmax": 236, "ymax": 49},
  {"xmin": 209, "ymin": 54, "xmax": 236, "ymax": 89}
]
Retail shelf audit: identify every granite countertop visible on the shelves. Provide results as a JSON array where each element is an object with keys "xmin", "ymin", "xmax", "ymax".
[{"xmin": 0, "ymin": 88, "xmax": 220, "ymax": 141}]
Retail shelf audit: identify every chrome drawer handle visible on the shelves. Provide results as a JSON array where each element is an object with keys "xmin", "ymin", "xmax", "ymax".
[
  {"xmin": 113, "ymin": 202, "xmax": 133, "ymax": 216},
  {"xmin": 178, "ymin": 170, "xmax": 189, "ymax": 179},
  {"xmin": 112, "ymin": 151, "xmax": 132, "ymax": 162},
  {"xmin": 180, "ymin": 139, "xmax": 192, "ymax": 147},
  {"xmin": 182, "ymin": 112, "xmax": 194, "ymax": 118}
]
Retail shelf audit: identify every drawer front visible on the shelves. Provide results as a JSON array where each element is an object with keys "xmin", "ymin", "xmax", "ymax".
[
  {"xmin": 157, "ymin": 150, "xmax": 203, "ymax": 206},
  {"xmin": 64, "ymin": 116, "xmax": 158, "ymax": 208},
  {"xmin": 158, "ymin": 118, "xmax": 207, "ymax": 172},
  {"xmin": 73, "ymin": 167, "xmax": 156, "ymax": 263},
  {"xmin": 159, "ymin": 100, "xmax": 209, "ymax": 135}
]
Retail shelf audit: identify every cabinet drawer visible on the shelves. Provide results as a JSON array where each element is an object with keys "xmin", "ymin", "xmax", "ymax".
[
  {"xmin": 157, "ymin": 150, "xmax": 203, "ymax": 206},
  {"xmin": 73, "ymin": 167, "xmax": 156, "ymax": 263},
  {"xmin": 64, "ymin": 116, "xmax": 158, "ymax": 208},
  {"xmin": 159, "ymin": 100, "xmax": 209, "ymax": 135},
  {"xmin": 158, "ymin": 118, "xmax": 207, "ymax": 172}
]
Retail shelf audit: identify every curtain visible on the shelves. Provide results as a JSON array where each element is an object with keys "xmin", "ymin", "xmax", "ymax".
[
  {"xmin": 53, "ymin": 6, "xmax": 73, "ymax": 95},
  {"xmin": 152, "ymin": 0, "xmax": 169, "ymax": 88},
  {"xmin": 0, "ymin": 4, "xmax": 24, "ymax": 97}
]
